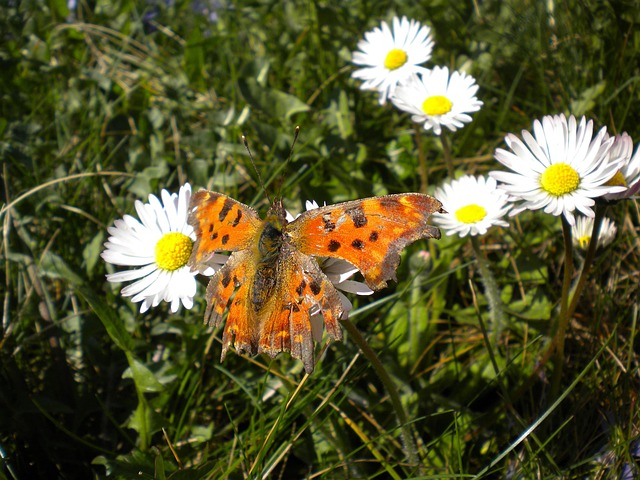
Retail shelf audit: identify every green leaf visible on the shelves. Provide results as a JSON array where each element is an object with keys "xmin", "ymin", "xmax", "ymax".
[
  {"xmin": 39, "ymin": 251, "xmax": 84, "ymax": 286},
  {"xmin": 50, "ymin": 0, "xmax": 69, "ymax": 17},
  {"xmin": 184, "ymin": 26, "xmax": 205, "ymax": 89},
  {"xmin": 122, "ymin": 357, "xmax": 164, "ymax": 393},
  {"xmin": 238, "ymin": 78, "xmax": 310, "ymax": 121},
  {"xmin": 125, "ymin": 390, "xmax": 167, "ymax": 444},
  {"xmin": 128, "ymin": 163, "xmax": 170, "ymax": 199},
  {"xmin": 83, "ymin": 231, "xmax": 105, "ymax": 276},
  {"xmin": 154, "ymin": 448, "xmax": 167, "ymax": 480},
  {"xmin": 76, "ymin": 286, "xmax": 135, "ymax": 352},
  {"xmin": 324, "ymin": 90, "xmax": 353, "ymax": 139},
  {"xmin": 92, "ymin": 450, "xmax": 156, "ymax": 478},
  {"xmin": 570, "ymin": 81, "xmax": 607, "ymax": 117}
]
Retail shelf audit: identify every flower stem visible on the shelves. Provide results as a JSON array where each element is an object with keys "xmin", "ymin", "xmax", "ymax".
[
  {"xmin": 550, "ymin": 216, "xmax": 574, "ymax": 397},
  {"xmin": 340, "ymin": 318, "xmax": 420, "ymax": 470},
  {"xmin": 567, "ymin": 205, "xmax": 606, "ymax": 320},
  {"xmin": 440, "ymin": 132, "xmax": 455, "ymax": 178},
  {"xmin": 470, "ymin": 236, "xmax": 506, "ymax": 344},
  {"xmin": 413, "ymin": 122, "xmax": 429, "ymax": 193}
]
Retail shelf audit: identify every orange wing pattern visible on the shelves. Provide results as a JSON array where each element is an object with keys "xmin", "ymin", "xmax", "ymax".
[
  {"xmin": 188, "ymin": 190, "xmax": 262, "ymax": 269},
  {"xmin": 188, "ymin": 189, "xmax": 443, "ymax": 374},
  {"xmin": 187, "ymin": 190, "xmax": 264, "ymax": 360},
  {"xmin": 199, "ymin": 235, "xmax": 343, "ymax": 374},
  {"xmin": 287, "ymin": 193, "xmax": 444, "ymax": 290},
  {"xmin": 202, "ymin": 250, "xmax": 260, "ymax": 360},
  {"xmin": 258, "ymin": 245, "xmax": 343, "ymax": 373}
]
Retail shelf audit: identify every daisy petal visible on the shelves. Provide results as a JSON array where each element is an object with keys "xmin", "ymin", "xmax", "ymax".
[{"xmin": 102, "ymin": 182, "xmax": 224, "ymax": 313}]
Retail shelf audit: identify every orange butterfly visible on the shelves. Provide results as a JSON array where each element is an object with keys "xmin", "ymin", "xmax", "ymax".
[{"xmin": 188, "ymin": 191, "xmax": 444, "ymax": 373}]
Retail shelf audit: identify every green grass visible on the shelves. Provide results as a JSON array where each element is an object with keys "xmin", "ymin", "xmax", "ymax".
[{"xmin": 1, "ymin": 0, "xmax": 639, "ymax": 478}]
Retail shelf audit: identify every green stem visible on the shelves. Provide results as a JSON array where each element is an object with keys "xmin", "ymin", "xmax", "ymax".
[
  {"xmin": 413, "ymin": 122, "xmax": 429, "ymax": 193},
  {"xmin": 470, "ymin": 236, "xmax": 506, "ymax": 344},
  {"xmin": 340, "ymin": 318, "xmax": 420, "ymax": 470},
  {"xmin": 440, "ymin": 132, "xmax": 455, "ymax": 178},
  {"xmin": 550, "ymin": 216, "xmax": 574, "ymax": 397},
  {"xmin": 566, "ymin": 205, "xmax": 606, "ymax": 320}
]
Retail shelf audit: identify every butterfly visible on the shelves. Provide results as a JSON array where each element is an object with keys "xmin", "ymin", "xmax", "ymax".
[{"xmin": 187, "ymin": 191, "xmax": 444, "ymax": 373}]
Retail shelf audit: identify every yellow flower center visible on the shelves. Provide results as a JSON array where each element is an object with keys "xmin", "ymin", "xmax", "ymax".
[
  {"xmin": 384, "ymin": 49, "xmax": 408, "ymax": 70},
  {"xmin": 540, "ymin": 163, "xmax": 580, "ymax": 196},
  {"xmin": 455, "ymin": 204, "xmax": 487, "ymax": 224},
  {"xmin": 422, "ymin": 95, "xmax": 453, "ymax": 116},
  {"xmin": 604, "ymin": 170, "xmax": 627, "ymax": 188},
  {"xmin": 155, "ymin": 232, "xmax": 193, "ymax": 271},
  {"xmin": 578, "ymin": 235, "xmax": 591, "ymax": 250}
]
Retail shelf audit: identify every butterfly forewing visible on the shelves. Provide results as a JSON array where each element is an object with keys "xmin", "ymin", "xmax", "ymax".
[
  {"xmin": 188, "ymin": 191, "xmax": 262, "ymax": 269},
  {"xmin": 287, "ymin": 193, "xmax": 444, "ymax": 290}
]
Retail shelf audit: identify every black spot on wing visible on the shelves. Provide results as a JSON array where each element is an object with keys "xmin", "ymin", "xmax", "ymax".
[
  {"xmin": 369, "ymin": 231, "xmax": 379, "ymax": 242},
  {"xmin": 218, "ymin": 198, "xmax": 234, "ymax": 222},
  {"xmin": 347, "ymin": 206, "xmax": 367, "ymax": 228},
  {"xmin": 208, "ymin": 224, "xmax": 214, "ymax": 233},
  {"xmin": 322, "ymin": 214, "xmax": 336, "ymax": 232},
  {"xmin": 351, "ymin": 239, "xmax": 365, "ymax": 250},
  {"xmin": 232, "ymin": 209, "xmax": 243, "ymax": 227},
  {"xmin": 221, "ymin": 234, "xmax": 229, "ymax": 245},
  {"xmin": 221, "ymin": 269, "xmax": 231, "ymax": 288},
  {"xmin": 296, "ymin": 280, "xmax": 306, "ymax": 296},
  {"xmin": 210, "ymin": 232, "xmax": 218, "ymax": 240},
  {"xmin": 309, "ymin": 281, "xmax": 321, "ymax": 296},
  {"xmin": 328, "ymin": 240, "xmax": 341, "ymax": 252}
]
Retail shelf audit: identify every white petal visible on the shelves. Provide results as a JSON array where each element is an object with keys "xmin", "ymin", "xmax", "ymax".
[{"xmin": 335, "ymin": 280, "xmax": 374, "ymax": 295}]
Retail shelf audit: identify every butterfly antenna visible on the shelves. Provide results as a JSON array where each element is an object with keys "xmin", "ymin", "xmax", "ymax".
[
  {"xmin": 242, "ymin": 134, "xmax": 271, "ymax": 204},
  {"xmin": 286, "ymin": 126, "xmax": 301, "ymax": 168},
  {"xmin": 274, "ymin": 126, "xmax": 301, "ymax": 198}
]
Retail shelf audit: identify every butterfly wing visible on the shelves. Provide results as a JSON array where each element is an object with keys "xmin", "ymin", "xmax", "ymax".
[
  {"xmin": 258, "ymin": 244, "xmax": 343, "ymax": 374},
  {"xmin": 200, "ymin": 224, "xmax": 343, "ymax": 373},
  {"xmin": 187, "ymin": 190, "xmax": 264, "ymax": 359},
  {"xmin": 187, "ymin": 190, "xmax": 262, "ymax": 269},
  {"xmin": 287, "ymin": 193, "xmax": 444, "ymax": 291},
  {"xmin": 203, "ymin": 250, "xmax": 263, "ymax": 360}
]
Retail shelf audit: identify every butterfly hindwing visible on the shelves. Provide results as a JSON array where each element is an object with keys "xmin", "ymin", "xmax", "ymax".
[
  {"xmin": 258, "ymin": 245, "xmax": 343, "ymax": 373},
  {"xmin": 287, "ymin": 193, "xmax": 444, "ymax": 290},
  {"xmin": 203, "ymin": 250, "xmax": 261, "ymax": 360}
]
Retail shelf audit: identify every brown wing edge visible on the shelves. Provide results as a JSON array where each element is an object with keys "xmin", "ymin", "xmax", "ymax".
[
  {"xmin": 370, "ymin": 194, "xmax": 443, "ymax": 290},
  {"xmin": 372, "ymin": 221, "xmax": 442, "ymax": 290}
]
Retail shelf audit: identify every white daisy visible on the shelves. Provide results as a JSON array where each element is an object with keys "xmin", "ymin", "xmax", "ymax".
[
  {"xmin": 490, "ymin": 114, "xmax": 627, "ymax": 226},
  {"xmin": 390, "ymin": 66, "xmax": 483, "ymax": 135},
  {"xmin": 351, "ymin": 15, "xmax": 434, "ymax": 105},
  {"xmin": 432, "ymin": 175, "xmax": 511, "ymax": 237},
  {"xmin": 571, "ymin": 215, "xmax": 616, "ymax": 250},
  {"xmin": 101, "ymin": 183, "xmax": 226, "ymax": 313},
  {"xmin": 288, "ymin": 200, "xmax": 374, "ymax": 341},
  {"xmin": 603, "ymin": 132, "xmax": 640, "ymax": 201}
]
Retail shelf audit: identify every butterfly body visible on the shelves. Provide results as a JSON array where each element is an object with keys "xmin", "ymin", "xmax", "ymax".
[
  {"xmin": 251, "ymin": 204, "xmax": 286, "ymax": 310},
  {"xmin": 188, "ymin": 190, "xmax": 443, "ymax": 373}
]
